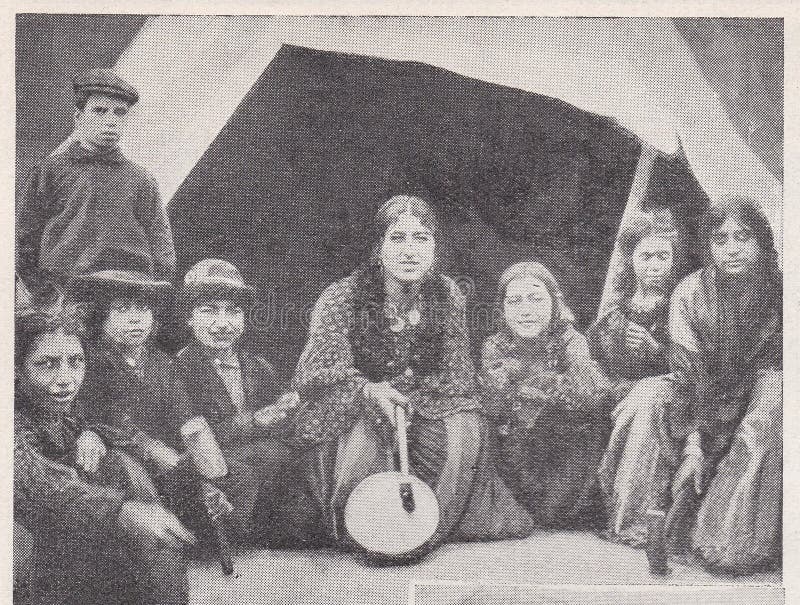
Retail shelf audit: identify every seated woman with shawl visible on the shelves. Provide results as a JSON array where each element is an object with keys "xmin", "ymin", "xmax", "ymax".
[
  {"xmin": 480, "ymin": 262, "xmax": 613, "ymax": 529},
  {"xmin": 651, "ymin": 196, "xmax": 782, "ymax": 574},
  {"xmin": 586, "ymin": 212, "xmax": 684, "ymax": 545},
  {"xmin": 280, "ymin": 195, "xmax": 534, "ymax": 553}
]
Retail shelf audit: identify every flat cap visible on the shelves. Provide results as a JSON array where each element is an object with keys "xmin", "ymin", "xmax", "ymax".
[{"xmin": 73, "ymin": 68, "xmax": 139, "ymax": 105}]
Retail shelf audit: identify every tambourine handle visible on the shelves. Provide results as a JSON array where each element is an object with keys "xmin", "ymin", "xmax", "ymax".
[
  {"xmin": 394, "ymin": 405, "xmax": 416, "ymax": 512},
  {"xmin": 395, "ymin": 405, "xmax": 410, "ymax": 476}
]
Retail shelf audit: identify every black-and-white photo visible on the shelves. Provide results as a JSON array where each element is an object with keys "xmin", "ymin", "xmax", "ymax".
[{"xmin": 13, "ymin": 13, "xmax": 783, "ymax": 605}]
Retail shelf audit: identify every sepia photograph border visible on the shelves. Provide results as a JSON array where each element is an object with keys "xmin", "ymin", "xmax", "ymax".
[{"xmin": 1, "ymin": 1, "xmax": 796, "ymax": 603}]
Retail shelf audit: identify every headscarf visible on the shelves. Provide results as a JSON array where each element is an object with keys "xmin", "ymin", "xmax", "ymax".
[{"xmin": 497, "ymin": 261, "xmax": 575, "ymax": 333}]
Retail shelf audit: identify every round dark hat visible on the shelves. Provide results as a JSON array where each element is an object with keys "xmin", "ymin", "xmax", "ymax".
[
  {"xmin": 179, "ymin": 259, "xmax": 255, "ymax": 310},
  {"xmin": 73, "ymin": 68, "xmax": 139, "ymax": 105}
]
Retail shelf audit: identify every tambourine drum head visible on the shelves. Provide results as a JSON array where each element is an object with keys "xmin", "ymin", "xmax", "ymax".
[{"xmin": 344, "ymin": 471, "xmax": 440, "ymax": 556}]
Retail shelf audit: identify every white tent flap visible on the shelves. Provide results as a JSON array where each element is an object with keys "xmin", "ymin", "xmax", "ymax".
[{"xmin": 114, "ymin": 16, "xmax": 781, "ymax": 260}]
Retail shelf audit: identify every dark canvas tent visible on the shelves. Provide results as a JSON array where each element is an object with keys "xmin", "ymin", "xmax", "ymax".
[{"xmin": 16, "ymin": 15, "xmax": 782, "ymax": 378}]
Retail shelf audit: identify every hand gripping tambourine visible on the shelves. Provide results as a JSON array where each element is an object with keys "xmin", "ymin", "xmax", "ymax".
[{"xmin": 344, "ymin": 405, "xmax": 440, "ymax": 561}]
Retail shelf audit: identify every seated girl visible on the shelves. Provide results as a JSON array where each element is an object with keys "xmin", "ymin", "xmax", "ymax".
[
  {"xmin": 67, "ymin": 267, "xmax": 183, "ymax": 475},
  {"xmin": 652, "ymin": 197, "xmax": 782, "ymax": 574},
  {"xmin": 169, "ymin": 258, "xmax": 299, "ymax": 545},
  {"xmin": 480, "ymin": 261, "xmax": 613, "ymax": 529},
  {"xmin": 281, "ymin": 195, "xmax": 534, "ymax": 552},
  {"xmin": 586, "ymin": 212, "xmax": 683, "ymax": 545}
]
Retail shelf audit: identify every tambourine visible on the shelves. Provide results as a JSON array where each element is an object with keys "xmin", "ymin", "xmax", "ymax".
[{"xmin": 344, "ymin": 405, "xmax": 440, "ymax": 561}]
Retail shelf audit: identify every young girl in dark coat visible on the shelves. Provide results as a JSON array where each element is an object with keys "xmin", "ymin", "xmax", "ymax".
[
  {"xmin": 480, "ymin": 261, "xmax": 614, "ymax": 529},
  {"xmin": 68, "ymin": 268, "xmax": 183, "ymax": 474}
]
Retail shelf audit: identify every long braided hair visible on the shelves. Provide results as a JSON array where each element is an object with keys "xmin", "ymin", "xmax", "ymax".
[{"xmin": 350, "ymin": 195, "xmax": 451, "ymax": 381}]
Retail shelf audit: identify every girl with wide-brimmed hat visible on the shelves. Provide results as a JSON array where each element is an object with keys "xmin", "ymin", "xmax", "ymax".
[{"xmin": 67, "ymin": 266, "xmax": 182, "ymax": 475}]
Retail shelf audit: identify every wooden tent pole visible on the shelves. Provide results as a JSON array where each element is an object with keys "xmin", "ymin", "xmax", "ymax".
[{"xmin": 595, "ymin": 142, "xmax": 659, "ymax": 319}]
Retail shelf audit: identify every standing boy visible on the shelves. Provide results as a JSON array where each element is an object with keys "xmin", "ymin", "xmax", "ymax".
[{"xmin": 16, "ymin": 68, "xmax": 176, "ymax": 284}]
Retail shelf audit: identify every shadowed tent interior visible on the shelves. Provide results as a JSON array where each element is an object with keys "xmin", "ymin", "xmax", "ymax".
[{"xmin": 167, "ymin": 44, "xmax": 706, "ymax": 376}]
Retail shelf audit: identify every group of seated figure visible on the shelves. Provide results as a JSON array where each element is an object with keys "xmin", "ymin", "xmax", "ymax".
[{"xmin": 15, "ymin": 193, "xmax": 782, "ymax": 605}]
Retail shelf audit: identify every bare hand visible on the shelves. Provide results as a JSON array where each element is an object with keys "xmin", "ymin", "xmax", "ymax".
[
  {"xmin": 625, "ymin": 322, "xmax": 659, "ymax": 353},
  {"xmin": 75, "ymin": 430, "xmax": 107, "ymax": 474},
  {"xmin": 254, "ymin": 391, "xmax": 299, "ymax": 428},
  {"xmin": 118, "ymin": 501, "xmax": 197, "ymax": 549},
  {"xmin": 672, "ymin": 454, "xmax": 706, "ymax": 500},
  {"xmin": 147, "ymin": 440, "xmax": 181, "ymax": 473},
  {"xmin": 363, "ymin": 381, "xmax": 409, "ymax": 426}
]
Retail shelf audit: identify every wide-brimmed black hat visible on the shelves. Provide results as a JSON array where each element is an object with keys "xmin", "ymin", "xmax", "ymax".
[{"xmin": 67, "ymin": 269, "xmax": 173, "ymax": 307}]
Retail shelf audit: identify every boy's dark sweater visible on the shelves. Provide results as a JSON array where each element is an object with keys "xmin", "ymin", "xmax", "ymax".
[{"xmin": 16, "ymin": 141, "xmax": 176, "ymax": 280}]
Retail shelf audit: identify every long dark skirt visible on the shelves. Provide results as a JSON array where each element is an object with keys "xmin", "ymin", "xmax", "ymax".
[
  {"xmin": 652, "ymin": 369, "xmax": 783, "ymax": 574},
  {"xmin": 496, "ymin": 408, "xmax": 612, "ymax": 529},
  {"xmin": 270, "ymin": 410, "xmax": 534, "ymax": 550}
]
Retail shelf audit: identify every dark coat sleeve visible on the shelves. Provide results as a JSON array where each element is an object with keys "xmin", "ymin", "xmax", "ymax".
[
  {"xmin": 170, "ymin": 354, "xmax": 281, "ymax": 445},
  {"xmin": 15, "ymin": 163, "xmax": 54, "ymax": 276},
  {"xmin": 14, "ymin": 422, "xmax": 125, "ymax": 535},
  {"xmin": 135, "ymin": 174, "xmax": 176, "ymax": 281}
]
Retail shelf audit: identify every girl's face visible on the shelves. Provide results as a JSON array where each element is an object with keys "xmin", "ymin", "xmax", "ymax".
[
  {"xmin": 188, "ymin": 299, "xmax": 245, "ymax": 351},
  {"xmin": 380, "ymin": 213, "xmax": 436, "ymax": 283},
  {"xmin": 503, "ymin": 276, "xmax": 554, "ymax": 339},
  {"xmin": 632, "ymin": 235, "xmax": 674, "ymax": 291},
  {"xmin": 103, "ymin": 297, "xmax": 154, "ymax": 350},
  {"xmin": 20, "ymin": 328, "xmax": 86, "ymax": 414},
  {"xmin": 709, "ymin": 215, "xmax": 762, "ymax": 277}
]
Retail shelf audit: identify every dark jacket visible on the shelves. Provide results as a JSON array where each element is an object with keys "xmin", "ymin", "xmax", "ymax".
[
  {"xmin": 14, "ymin": 403, "xmax": 187, "ymax": 605},
  {"xmin": 16, "ymin": 141, "xmax": 176, "ymax": 281},
  {"xmin": 78, "ymin": 340, "xmax": 183, "ymax": 447},
  {"xmin": 171, "ymin": 340, "xmax": 285, "ymax": 447},
  {"xmin": 14, "ymin": 408, "xmax": 124, "ymax": 537}
]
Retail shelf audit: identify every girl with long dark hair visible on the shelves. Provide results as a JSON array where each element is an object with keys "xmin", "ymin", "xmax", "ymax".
[
  {"xmin": 480, "ymin": 262, "xmax": 613, "ymax": 528},
  {"xmin": 656, "ymin": 196, "xmax": 782, "ymax": 574},
  {"xmin": 587, "ymin": 211, "xmax": 686, "ymax": 546}
]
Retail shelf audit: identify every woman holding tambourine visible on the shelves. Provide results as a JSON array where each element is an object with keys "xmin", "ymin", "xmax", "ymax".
[{"xmin": 281, "ymin": 195, "xmax": 534, "ymax": 559}]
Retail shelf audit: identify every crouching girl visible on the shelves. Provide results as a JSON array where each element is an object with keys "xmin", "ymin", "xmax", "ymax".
[
  {"xmin": 480, "ymin": 262, "xmax": 614, "ymax": 529},
  {"xmin": 67, "ymin": 267, "xmax": 183, "ymax": 474}
]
